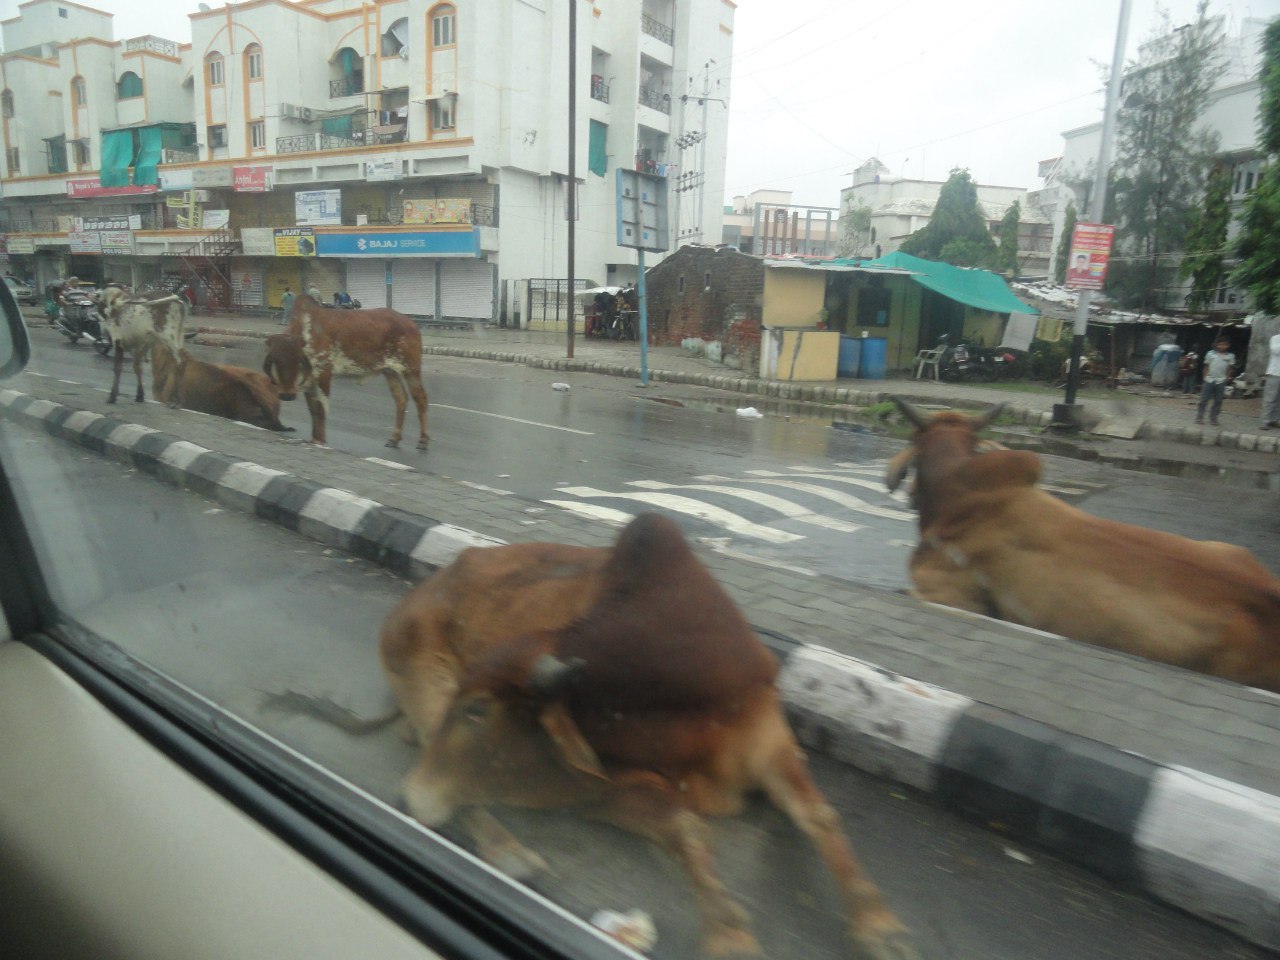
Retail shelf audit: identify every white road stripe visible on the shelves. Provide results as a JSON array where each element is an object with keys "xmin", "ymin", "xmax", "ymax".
[
  {"xmin": 364, "ymin": 456, "xmax": 414, "ymax": 471},
  {"xmin": 459, "ymin": 480, "xmax": 514, "ymax": 496},
  {"xmin": 627, "ymin": 480, "xmax": 864, "ymax": 533},
  {"xmin": 432, "ymin": 403, "xmax": 593, "ymax": 436},
  {"xmin": 739, "ymin": 468, "xmax": 889, "ymax": 494},
  {"xmin": 542, "ymin": 500, "xmax": 635, "ymax": 526},
  {"xmin": 692, "ymin": 476, "xmax": 913, "ymax": 521},
  {"xmin": 554, "ymin": 486, "xmax": 803, "ymax": 543}
]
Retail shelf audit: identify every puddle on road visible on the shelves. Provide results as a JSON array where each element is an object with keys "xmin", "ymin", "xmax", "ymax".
[{"xmin": 642, "ymin": 393, "xmax": 882, "ymax": 433}]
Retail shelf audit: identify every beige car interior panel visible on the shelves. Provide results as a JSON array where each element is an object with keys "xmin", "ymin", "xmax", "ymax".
[{"xmin": 0, "ymin": 641, "xmax": 441, "ymax": 960}]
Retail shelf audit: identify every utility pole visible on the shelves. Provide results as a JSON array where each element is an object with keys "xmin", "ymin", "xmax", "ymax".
[
  {"xmin": 566, "ymin": 0, "xmax": 577, "ymax": 359},
  {"xmin": 1054, "ymin": 0, "xmax": 1131, "ymax": 428}
]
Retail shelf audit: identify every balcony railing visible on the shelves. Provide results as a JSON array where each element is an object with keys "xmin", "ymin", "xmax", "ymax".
[
  {"xmin": 472, "ymin": 203, "xmax": 497, "ymax": 227},
  {"xmin": 591, "ymin": 76, "xmax": 610, "ymax": 103},
  {"xmin": 275, "ymin": 132, "xmax": 363, "ymax": 154},
  {"xmin": 329, "ymin": 76, "xmax": 365, "ymax": 98},
  {"xmin": 162, "ymin": 147, "xmax": 199, "ymax": 164},
  {"xmin": 638, "ymin": 85, "xmax": 671, "ymax": 114},
  {"xmin": 640, "ymin": 13, "xmax": 674, "ymax": 45}
]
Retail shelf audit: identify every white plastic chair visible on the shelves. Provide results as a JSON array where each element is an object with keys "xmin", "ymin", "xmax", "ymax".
[{"xmin": 913, "ymin": 346, "xmax": 944, "ymax": 381}]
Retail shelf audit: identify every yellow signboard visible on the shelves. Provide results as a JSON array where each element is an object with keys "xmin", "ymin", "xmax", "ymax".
[{"xmin": 273, "ymin": 227, "xmax": 316, "ymax": 257}]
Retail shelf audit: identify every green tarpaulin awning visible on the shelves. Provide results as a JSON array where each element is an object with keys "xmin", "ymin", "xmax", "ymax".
[
  {"xmin": 99, "ymin": 129, "xmax": 134, "ymax": 188},
  {"xmin": 865, "ymin": 251, "xmax": 1038, "ymax": 315},
  {"xmin": 132, "ymin": 126, "xmax": 163, "ymax": 186}
]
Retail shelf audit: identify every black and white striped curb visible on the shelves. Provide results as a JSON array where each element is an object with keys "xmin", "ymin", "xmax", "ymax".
[{"xmin": 3, "ymin": 385, "xmax": 1277, "ymax": 953}]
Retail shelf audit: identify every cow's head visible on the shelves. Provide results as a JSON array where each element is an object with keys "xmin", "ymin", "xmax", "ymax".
[
  {"xmin": 400, "ymin": 636, "xmax": 609, "ymax": 828},
  {"xmin": 99, "ymin": 284, "xmax": 129, "ymax": 320},
  {"xmin": 263, "ymin": 334, "xmax": 310, "ymax": 400}
]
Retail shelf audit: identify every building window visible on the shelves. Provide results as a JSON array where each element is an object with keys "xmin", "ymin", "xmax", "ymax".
[
  {"xmin": 249, "ymin": 121, "xmax": 266, "ymax": 149},
  {"xmin": 72, "ymin": 140, "xmax": 90, "ymax": 165},
  {"xmin": 208, "ymin": 124, "xmax": 227, "ymax": 148},
  {"xmin": 704, "ymin": 272, "xmax": 711, "ymax": 290},
  {"xmin": 246, "ymin": 44, "xmax": 263, "ymax": 80},
  {"xmin": 71, "ymin": 76, "xmax": 87, "ymax": 107},
  {"xmin": 430, "ymin": 97, "xmax": 455, "ymax": 132},
  {"xmin": 1, "ymin": 90, "xmax": 14, "ymax": 118},
  {"xmin": 431, "ymin": 4, "xmax": 456, "ymax": 47},
  {"xmin": 382, "ymin": 17, "xmax": 409, "ymax": 56},
  {"xmin": 678, "ymin": 275, "xmax": 685, "ymax": 293},
  {"xmin": 58, "ymin": 6, "xmax": 68, "ymax": 16},
  {"xmin": 6, "ymin": 147, "xmax": 18, "ymax": 173},
  {"xmin": 208, "ymin": 55, "xmax": 225, "ymax": 86},
  {"xmin": 116, "ymin": 71, "xmax": 143, "ymax": 99}
]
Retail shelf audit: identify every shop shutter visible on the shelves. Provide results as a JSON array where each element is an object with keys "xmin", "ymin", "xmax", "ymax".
[
  {"xmin": 303, "ymin": 258, "xmax": 344, "ymax": 302},
  {"xmin": 440, "ymin": 259, "xmax": 493, "ymax": 320},
  {"xmin": 230, "ymin": 266, "xmax": 264, "ymax": 308},
  {"xmin": 392, "ymin": 260, "xmax": 435, "ymax": 318},
  {"xmin": 345, "ymin": 258, "xmax": 387, "ymax": 308},
  {"xmin": 265, "ymin": 260, "xmax": 304, "ymax": 309}
]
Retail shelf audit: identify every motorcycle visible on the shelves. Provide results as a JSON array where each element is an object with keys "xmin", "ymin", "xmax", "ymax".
[
  {"xmin": 968, "ymin": 345, "xmax": 1021, "ymax": 382},
  {"xmin": 936, "ymin": 335, "xmax": 975, "ymax": 382},
  {"xmin": 55, "ymin": 288, "xmax": 113, "ymax": 355},
  {"xmin": 332, "ymin": 292, "xmax": 362, "ymax": 310}
]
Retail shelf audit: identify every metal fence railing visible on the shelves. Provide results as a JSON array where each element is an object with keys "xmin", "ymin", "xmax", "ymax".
[
  {"xmin": 638, "ymin": 85, "xmax": 671, "ymax": 114},
  {"xmin": 640, "ymin": 13, "xmax": 674, "ymax": 45}
]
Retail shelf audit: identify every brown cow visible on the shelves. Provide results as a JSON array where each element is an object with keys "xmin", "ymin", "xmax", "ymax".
[
  {"xmin": 886, "ymin": 397, "xmax": 1280, "ymax": 692},
  {"xmin": 377, "ymin": 514, "xmax": 914, "ymax": 960},
  {"xmin": 100, "ymin": 286, "xmax": 188, "ymax": 406},
  {"xmin": 262, "ymin": 295, "xmax": 428, "ymax": 449},
  {"xmin": 152, "ymin": 345, "xmax": 293, "ymax": 432}
]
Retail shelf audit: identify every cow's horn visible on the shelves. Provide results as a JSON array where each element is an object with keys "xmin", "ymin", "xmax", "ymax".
[
  {"xmin": 972, "ymin": 403, "xmax": 1006, "ymax": 431},
  {"xmin": 891, "ymin": 396, "xmax": 930, "ymax": 429},
  {"xmin": 529, "ymin": 654, "xmax": 585, "ymax": 696}
]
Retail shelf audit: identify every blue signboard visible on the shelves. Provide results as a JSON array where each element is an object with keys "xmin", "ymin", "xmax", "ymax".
[{"xmin": 315, "ymin": 228, "xmax": 480, "ymax": 258}]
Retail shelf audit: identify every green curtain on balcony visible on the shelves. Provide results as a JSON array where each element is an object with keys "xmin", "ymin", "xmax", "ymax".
[
  {"xmin": 341, "ymin": 48, "xmax": 356, "ymax": 77},
  {"xmin": 99, "ymin": 129, "xmax": 135, "ymax": 188},
  {"xmin": 116, "ymin": 72, "xmax": 143, "ymax": 99},
  {"xmin": 132, "ymin": 126, "xmax": 163, "ymax": 186},
  {"xmin": 321, "ymin": 114, "xmax": 353, "ymax": 138},
  {"xmin": 588, "ymin": 120, "xmax": 608, "ymax": 177},
  {"xmin": 45, "ymin": 135, "xmax": 67, "ymax": 174}
]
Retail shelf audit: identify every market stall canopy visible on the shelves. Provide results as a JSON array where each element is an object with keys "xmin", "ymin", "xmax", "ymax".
[{"xmin": 865, "ymin": 251, "xmax": 1039, "ymax": 316}]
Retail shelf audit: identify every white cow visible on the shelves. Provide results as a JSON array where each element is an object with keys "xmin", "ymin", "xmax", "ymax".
[{"xmin": 99, "ymin": 286, "xmax": 188, "ymax": 406}]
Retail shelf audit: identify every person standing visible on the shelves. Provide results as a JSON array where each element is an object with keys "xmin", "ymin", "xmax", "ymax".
[
  {"xmin": 279, "ymin": 285, "xmax": 296, "ymax": 326},
  {"xmin": 1178, "ymin": 345, "xmax": 1200, "ymax": 395},
  {"xmin": 1195, "ymin": 337, "xmax": 1236, "ymax": 427},
  {"xmin": 1260, "ymin": 330, "xmax": 1280, "ymax": 430}
]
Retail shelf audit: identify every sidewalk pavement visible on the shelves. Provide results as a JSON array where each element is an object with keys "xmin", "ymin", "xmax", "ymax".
[{"xmin": 12, "ymin": 309, "xmax": 1280, "ymax": 951}]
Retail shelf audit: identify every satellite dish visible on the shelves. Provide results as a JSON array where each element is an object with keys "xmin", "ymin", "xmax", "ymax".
[{"xmin": 198, "ymin": 3, "xmax": 211, "ymax": 12}]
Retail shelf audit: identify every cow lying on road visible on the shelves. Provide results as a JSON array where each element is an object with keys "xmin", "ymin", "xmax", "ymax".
[
  {"xmin": 152, "ymin": 345, "xmax": 293, "ymax": 432},
  {"xmin": 372, "ymin": 513, "xmax": 914, "ymax": 959},
  {"xmin": 100, "ymin": 286, "xmax": 188, "ymax": 405},
  {"xmin": 262, "ymin": 295, "xmax": 428, "ymax": 449},
  {"xmin": 886, "ymin": 397, "xmax": 1280, "ymax": 692}
]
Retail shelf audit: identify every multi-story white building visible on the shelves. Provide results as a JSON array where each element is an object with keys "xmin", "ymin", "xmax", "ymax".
[
  {"xmin": 838, "ymin": 158, "xmax": 1053, "ymax": 277},
  {"xmin": 0, "ymin": 0, "xmax": 734, "ymax": 323},
  {"xmin": 1046, "ymin": 14, "xmax": 1269, "ymax": 314},
  {"xmin": 721, "ymin": 189, "xmax": 840, "ymax": 258}
]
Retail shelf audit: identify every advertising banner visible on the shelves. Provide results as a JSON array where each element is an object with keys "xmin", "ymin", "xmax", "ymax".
[
  {"xmin": 402, "ymin": 198, "xmax": 472, "ymax": 225},
  {"xmin": 315, "ymin": 228, "xmax": 479, "ymax": 258},
  {"xmin": 76, "ymin": 215, "xmax": 141, "ymax": 232},
  {"xmin": 364, "ymin": 158, "xmax": 403, "ymax": 182},
  {"xmin": 232, "ymin": 165, "xmax": 272, "ymax": 192},
  {"xmin": 69, "ymin": 231, "xmax": 103, "ymax": 253},
  {"xmin": 1065, "ymin": 222, "xmax": 1116, "ymax": 291},
  {"xmin": 66, "ymin": 178, "xmax": 158, "ymax": 199},
  {"xmin": 7, "ymin": 237, "xmax": 35, "ymax": 254},
  {"xmin": 296, "ymin": 189, "xmax": 342, "ymax": 226},
  {"xmin": 202, "ymin": 209, "xmax": 231, "ymax": 230},
  {"xmin": 159, "ymin": 168, "xmax": 193, "ymax": 192},
  {"xmin": 240, "ymin": 228, "xmax": 276, "ymax": 256},
  {"xmin": 193, "ymin": 166, "xmax": 234, "ymax": 188},
  {"xmin": 98, "ymin": 231, "xmax": 134, "ymax": 253},
  {"xmin": 273, "ymin": 227, "xmax": 317, "ymax": 257}
]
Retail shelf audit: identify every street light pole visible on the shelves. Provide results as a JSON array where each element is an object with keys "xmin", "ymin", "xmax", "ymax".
[
  {"xmin": 1055, "ymin": 0, "xmax": 1131, "ymax": 427},
  {"xmin": 566, "ymin": 0, "xmax": 577, "ymax": 359}
]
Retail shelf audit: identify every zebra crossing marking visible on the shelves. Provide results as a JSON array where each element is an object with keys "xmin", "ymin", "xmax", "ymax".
[
  {"xmin": 691, "ymin": 476, "xmax": 913, "ymax": 521},
  {"xmin": 553, "ymin": 486, "xmax": 803, "ymax": 544},
  {"xmin": 542, "ymin": 500, "xmax": 634, "ymax": 526}
]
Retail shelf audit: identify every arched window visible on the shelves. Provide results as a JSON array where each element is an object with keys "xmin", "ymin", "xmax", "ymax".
[
  {"xmin": 116, "ymin": 71, "xmax": 143, "ymax": 99},
  {"xmin": 382, "ymin": 17, "xmax": 409, "ymax": 56},
  {"xmin": 0, "ymin": 90, "xmax": 13, "ymax": 118},
  {"xmin": 71, "ymin": 76, "xmax": 87, "ymax": 107},
  {"xmin": 430, "ymin": 3, "xmax": 456, "ymax": 47},
  {"xmin": 245, "ymin": 43, "xmax": 263, "ymax": 80},
  {"xmin": 207, "ymin": 53, "xmax": 225, "ymax": 86}
]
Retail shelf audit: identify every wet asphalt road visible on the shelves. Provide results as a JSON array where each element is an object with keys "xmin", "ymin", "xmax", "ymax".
[{"xmin": 2, "ymin": 422, "xmax": 1271, "ymax": 960}]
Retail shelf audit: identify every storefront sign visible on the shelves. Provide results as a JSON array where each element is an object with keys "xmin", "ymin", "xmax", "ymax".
[
  {"xmin": 7, "ymin": 237, "xmax": 35, "ymax": 254},
  {"xmin": 66, "ymin": 178, "xmax": 158, "ymax": 199},
  {"xmin": 159, "ymin": 168, "xmax": 193, "ymax": 192},
  {"xmin": 402, "ymin": 198, "xmax": 472, "ymax": 225},
  {"xmin": 76, "ymin": 215, "xmax": 142, "ymax": 232},
  {"xmin": 202, "ymin": 209, "xmax": 230, "ymax": 230},
  {"xmin": 315, "ymin": 228, "xmax": 479, "ymax": 258},
  {"xmin": 240, "ymin": 227, "xmax": 276, "ymax": 256},
  {"xmin": 1065, "ymin": 222, "xmax": 1116, "ymax": 291},
  {"xmin": 296, "ymin": 189, "xmax": 342, "ymax": 226},
  {"xmin": 193, "ymin": 166, "xmax": 234, "ymax": 188},
  {"xmin": 273, "ymin": 227, "xmax": 317, "ymax": 257},
  {"xmin": 69, "ymin": 231, "xmax": 103, "ymax": 253},
  {"xmin": 364, "ymin": 158, "xmax": 403, "ymax": 182},
  {"xmin": 98, "ymin": 230, "xmax": 134, "ymax": 253},
  {"xmin": 232, "ymin": 165, "xmax": 272, "ymax": 192}
]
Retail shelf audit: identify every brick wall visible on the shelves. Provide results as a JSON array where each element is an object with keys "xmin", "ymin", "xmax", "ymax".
[{"xmin": 645, "ymin": 245, "xmax": 764, "ymax": 370}]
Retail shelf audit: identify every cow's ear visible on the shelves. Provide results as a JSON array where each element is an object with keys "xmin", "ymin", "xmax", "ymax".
[
  {"xmin": 885, "ymin": 447, "xmax": 916, "ymax": 493},
  {"xmin": 538, "ymin": 702, "xmax": 608, "ymax": 780}
]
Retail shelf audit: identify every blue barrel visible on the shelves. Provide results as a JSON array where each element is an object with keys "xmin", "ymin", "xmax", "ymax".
[
  {"xmin": 837, "ymin": 336, "xmax": 862, "ymax": 378},
  {"xmin": 859, "ymin": 337, "xmax": 887, "ymax": 379}
]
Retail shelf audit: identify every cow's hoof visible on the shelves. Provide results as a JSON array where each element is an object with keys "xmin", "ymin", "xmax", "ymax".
[{"xmin": 853, "ymin": 931, "xmax": 919, "ymax": 960}]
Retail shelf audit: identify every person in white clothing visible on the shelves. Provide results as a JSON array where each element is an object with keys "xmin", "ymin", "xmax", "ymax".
[
  {"xmin": 1260, "ymin": 332, "xmax": 1280, "ymax": 430},
  {"xmin": 1195, "ymin": 338, "xmax": 1236, "ymax": 426}
]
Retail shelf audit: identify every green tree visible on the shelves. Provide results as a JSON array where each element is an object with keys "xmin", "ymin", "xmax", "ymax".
[
  {"xmin": 1054, "ymin": 200, "xmax": 1077, "ymax": 284},
  {"xmin": 836, "ymin": 202, "xmax": 873, "ymax": 258},
  {"xmin": 1180, "ymin": 162, "xmax": 1231, "ymax": 308},
  {"xmin": 996, "ymin": 200, "xmax": 1020, "ymax": 276},
  {"xmin": 899, "ymin": 168, "xmax": 997, "ymax": 268},
  {"xmin": 1232, "ymin": 17, "xmax": 1280, "ymax": 313},
  {"xmin": 1104, "ymin": 1, "xmax": 1225, "ymax": 311}
]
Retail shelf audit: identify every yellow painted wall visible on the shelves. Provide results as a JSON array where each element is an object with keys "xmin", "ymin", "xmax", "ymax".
[
  {"xmin": 963, "ymin": 309, "xmax": 1004, "ymax": 347},
  {"xmin": 762, "ymin": 269, "xmax": 825, "ymax": 328},
  {"xmin": 777, "ymin": 330, "xmax": 840, "ymax": 381},
  {"xmin": 843, "ymin": 275, "xmax": 921, "ymax": 372}
]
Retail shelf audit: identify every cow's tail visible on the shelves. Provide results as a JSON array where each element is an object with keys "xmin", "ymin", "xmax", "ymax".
[{"xmin": 260, "ymin": 689, "xmax": 400, "ymax": 734}]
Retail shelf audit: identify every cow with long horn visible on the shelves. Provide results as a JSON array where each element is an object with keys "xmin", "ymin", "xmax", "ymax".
[{"xmin": 886, "ymin": 396, "xmax": 1280, "ymax": 692}]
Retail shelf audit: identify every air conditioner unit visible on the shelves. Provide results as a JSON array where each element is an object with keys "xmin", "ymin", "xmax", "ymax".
[
  {"xmin": 299, "ymin": 107, "xmax": 314, "ymax": 122},
  {"xmin": 279, "ymin": 102, "xmax": 297, "ymax": 119}
]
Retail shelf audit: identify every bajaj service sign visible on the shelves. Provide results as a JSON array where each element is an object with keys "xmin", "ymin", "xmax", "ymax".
[{"xmin": 296, "ymin": 189, "xmax": 342, "ymax": 226}]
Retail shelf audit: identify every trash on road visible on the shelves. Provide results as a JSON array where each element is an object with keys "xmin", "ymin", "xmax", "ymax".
[
  {"xmin": 552, "ymin": 382, "xmax": 571, "ymax": 392},
  {"xmin": 735, "ymin": 406, "xmax": 763, "ymax": 419}
]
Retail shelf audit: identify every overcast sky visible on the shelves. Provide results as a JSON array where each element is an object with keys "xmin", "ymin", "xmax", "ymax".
[{"xmin": 4, "ymin": 0, "xmax": 1277, "ymax": 205}]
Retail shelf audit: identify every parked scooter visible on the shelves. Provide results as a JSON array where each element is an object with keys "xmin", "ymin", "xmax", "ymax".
[
  {"xmin": 54, "ymin": 284, "xmax": 113, "ymax": 355},
  {"xmin": 936, "ymin": 334, "xmax": 973, "ymax": 381}
]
